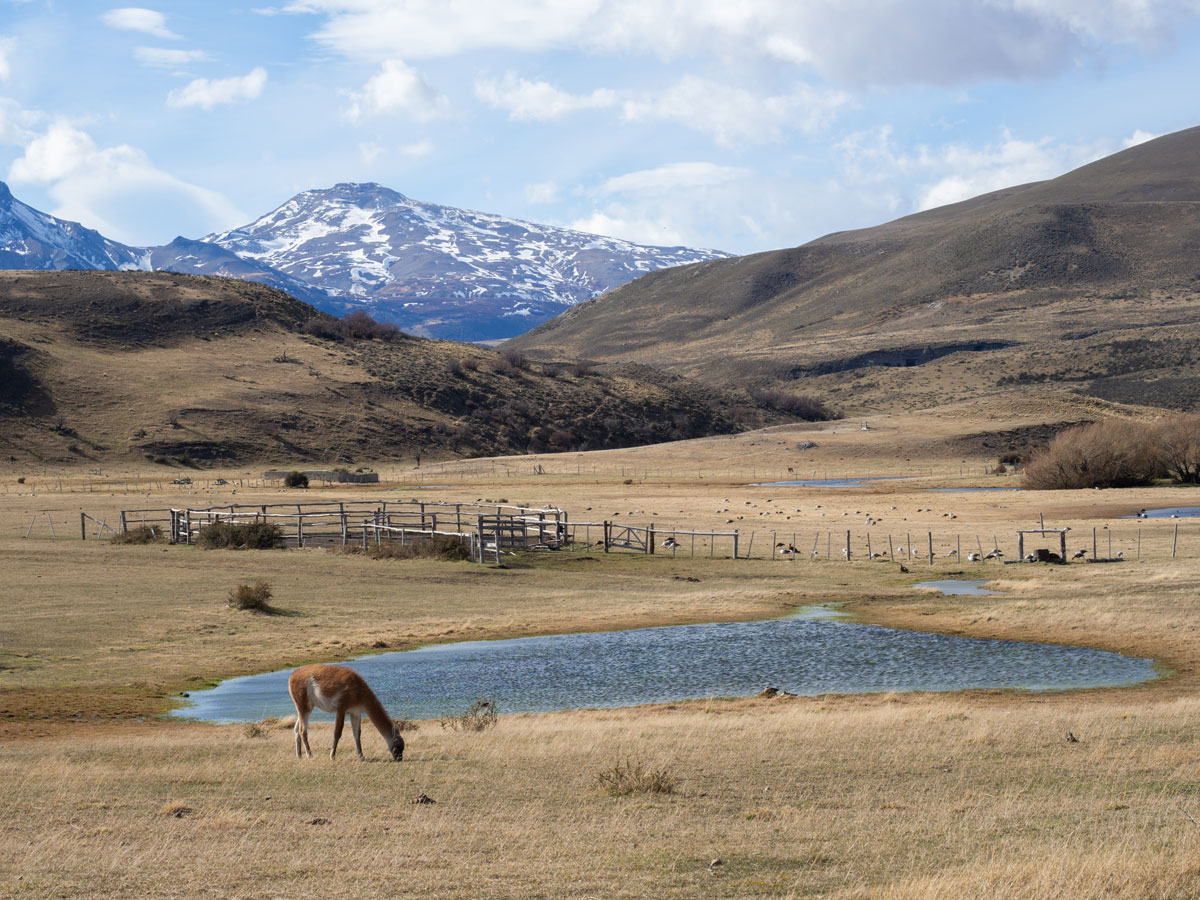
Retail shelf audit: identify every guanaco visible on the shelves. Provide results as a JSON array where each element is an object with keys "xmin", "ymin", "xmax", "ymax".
[{"xmin": 288, "ymin": 664, "xmax": 404, "ymax": 761}]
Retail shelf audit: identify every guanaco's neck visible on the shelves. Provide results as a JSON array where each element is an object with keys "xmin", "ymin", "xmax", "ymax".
[{"xmin": 361, "ymin": 689, "xmax": 395, "ymax": 746}]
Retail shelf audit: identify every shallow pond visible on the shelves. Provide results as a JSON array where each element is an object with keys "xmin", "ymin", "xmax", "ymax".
[
  {"xmin": 915, "ymin": 580, "xmax": 1000, "ymax": 596},
  {"xmin": 1127, "ymin": 507, "xmax": 1200, "ymax": 519},
  {"xmin": 753, "ymin": 476, "xmax": 912, "ymax": 488},
  {"xmin": 174, "ymin": 610, "xmax": 1156, "ymax": 724}
]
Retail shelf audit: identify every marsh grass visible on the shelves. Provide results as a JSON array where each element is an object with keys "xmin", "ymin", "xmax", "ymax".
[
  {"xmin": 440, "ymin": 699, "xmax": 498, "ymax": 732},
  {"xmin": 596, "ymin": 757, "xmax": 679, "ymax": 796}
]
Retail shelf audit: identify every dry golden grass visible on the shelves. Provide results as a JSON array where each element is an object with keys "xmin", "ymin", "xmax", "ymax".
[{"xmin": 2, "ymin": 423, "xmax": 1200, "ymax": 898}]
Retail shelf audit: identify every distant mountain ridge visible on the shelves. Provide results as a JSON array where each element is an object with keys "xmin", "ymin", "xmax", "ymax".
[
  {"xmin": 0, "ymin": 180, "xmax": 730, "ymax": 342},
  {"xmin": 508, "ymin": 124, "xmax": 1200, "ymax": 413}
]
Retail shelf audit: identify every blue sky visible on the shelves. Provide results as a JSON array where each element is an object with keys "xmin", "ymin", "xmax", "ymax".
[{"xmin": 1, "ymin": 1, "xmax": 1199, "ymax": 252}]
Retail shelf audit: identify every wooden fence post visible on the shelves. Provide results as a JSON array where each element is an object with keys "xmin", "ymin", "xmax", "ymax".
[
  {"xmin": 733, "ymin": 530, "xmax": 739, "ymax": 560},
  {"xmin": 1173, "ymin": 522, "xmax": 1179, "ymax": 559},
  {"xmin": 649, "ymin": 523, "xmax": 655, "ymax": 555},
  {"xmin": 603, "ymin": 521, "xmax": 610, "ymax": 553},
  {"xmin": 80, "ymin": 512, "xmax": 86, "ymax": 541},
  {"xmin": 928, "ymin": 531, "xmax": 933, "ymax": 564},
  {"xmin": 845, "ymin": 530, "xmax": 851, "ymax": 561}
]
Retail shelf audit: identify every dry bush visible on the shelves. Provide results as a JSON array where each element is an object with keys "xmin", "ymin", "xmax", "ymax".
[
  {"xmin": 242, "ymin": 721, "xmax": 268, "ymax": 739},
  {"xmin": 303, "ymin": 310, "xmax": 401, "ymax": 343},
  {"xmin": 596, "ymin": 758, "xmax": 678, "ymax": 796},
  {"xmin": 351, "ymin": 534, "xmax": 472, "ymax": 562},
  {"xmin": 283, "ymin": 470, "xmax": 309, "ymax": 488},
  {"xmin": 440, "ymin": 699, "xmax": 498, "ymax": 732},
  {"xmin": 747, "ymin": 386, "xmax": 833, "ymax": 421},
  {"xmin": 1023, "ymin": 420, "xmax": 1164, "ymax": 489},
  {"xmin": 227, "ymin": 580, "xmax": 273, "ymax": 612},
  {"xmin": 197, "ymin": 522, "xmax": 283, "ymax": 550},
  {"xmin": 110, "ymin": 525, "xmax": 163, "ymax": 544},
  {"xmin": 1157, "ymin": 412, "xmax": 1200, "ymax": 484}
]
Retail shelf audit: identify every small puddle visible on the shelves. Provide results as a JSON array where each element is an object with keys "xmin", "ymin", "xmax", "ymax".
[
  {"xmin": 752, "ymin": 476, "xmax": 913, "ymax": 488},
  {"xmin": 174, "ymin": 608, "xmax": 1154, "ymax": 724},
  {"xmin": 927, "ymin": 487, "xmax": 1021, "ymax": 493},
  {"xmin": 915, "ymin": 579, "xmax": 1000, "ymax": 596}
]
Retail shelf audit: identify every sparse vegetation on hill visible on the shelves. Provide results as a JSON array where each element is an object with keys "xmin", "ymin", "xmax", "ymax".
[{"xmin": 0, "ymin": 270, "xmax": 797, "ymax": 466}]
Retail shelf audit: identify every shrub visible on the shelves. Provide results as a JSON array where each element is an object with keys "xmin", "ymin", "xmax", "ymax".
[
  {"xmin": 1157, "ymin": 412, "xmax": 1200, "ymax": 484},
  {"xmin": 16, "ymin": 476, "xmax": 24, "ymax": 484},
  {"xmin": 283, "ymin": 470, "xmax": 309, "ymax": 488},
  {"xmin": 303, "ymin": 311, "xmax": 401, "ymax": 343},
  {"xmin": 110, "ymin": 525, "xmax": 163, "ymax": 544},
  {"xmin": 440, "ymin": 699, "xmax": 498, "ymax": 732},
  {"xmin": 568, "ymin": 362, "xmax": 593, "ymax": 377},
  {"xmin": 353, "ymin": 534, "xmax": 472, "ymax": 561},
  {"xmin": 197, "ymin": 522, "xmax": 283, "ymax": 550},
  {"xmin": 747, "ymin": 387, "xmax": 833, "ymax": 421},
  {"xmin": 227, "ymin": 580, "xmax": 273, "ymax": 612},
  {"xmin": 596, "ymin": 758, "xmax": 678, "ymax": 796},
  {"xmin": 1023, "ymin": 420, "xmax": 1164, "ymax": 490}
]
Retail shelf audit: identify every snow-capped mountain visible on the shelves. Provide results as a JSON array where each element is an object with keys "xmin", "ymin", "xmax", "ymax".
[
  {"xmin": 206, "ymin": 183, "xmax": 732, "ymax": 341},
  {"xmin": 0, "ymin": 179, "xmax": 732, "ymax": 342},
  {"xmin": 0, "ymin": 181, "xmax": 143, "ymax": 271}
]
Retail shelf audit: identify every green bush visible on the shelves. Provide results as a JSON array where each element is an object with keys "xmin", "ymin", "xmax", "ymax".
[
  {"xmin": 283, "ymin": 470, "xmax": 309, "ymax": 488},
  {"xmin": 197, "ymin": 522, "xmax": 283, "ymax": 550}
]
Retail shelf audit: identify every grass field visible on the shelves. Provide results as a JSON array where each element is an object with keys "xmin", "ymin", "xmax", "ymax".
[{"xmin": 3, "ymin": 424, "xmax": 1200, "ymax": 898}]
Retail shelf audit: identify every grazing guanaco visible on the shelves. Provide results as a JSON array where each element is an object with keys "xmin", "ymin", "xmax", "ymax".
[{"xmin": 288, "ymin": 664, "xmax": 404, "ymax": 761}]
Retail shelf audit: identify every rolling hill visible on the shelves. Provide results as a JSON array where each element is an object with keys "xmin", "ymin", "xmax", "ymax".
[
  {"xmin": 0, "ymin": 271, "xmax": 765, "ymax": 468},
  {"xmin": 508, "ymin": 125, "xmax": 1200, "ymax": 414}
]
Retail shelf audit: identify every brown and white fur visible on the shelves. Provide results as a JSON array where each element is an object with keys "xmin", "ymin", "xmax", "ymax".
[{"xmin": 288, "ymin": 664, "xmax": 404, "ymax": 761}]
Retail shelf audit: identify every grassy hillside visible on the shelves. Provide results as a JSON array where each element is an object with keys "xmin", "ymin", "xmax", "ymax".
[
  {"xmin": 508, "ymin": 126, "xmax": 1200, "ymax": 414},
  {"xmin": 0, "ymin": 270, "xmax": 767, "ymax": 467}
]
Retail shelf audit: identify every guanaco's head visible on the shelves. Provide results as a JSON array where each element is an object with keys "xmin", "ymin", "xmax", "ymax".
[{"xmin": 390, "ymin": 728, "xmax": 405, "ymax": 761}]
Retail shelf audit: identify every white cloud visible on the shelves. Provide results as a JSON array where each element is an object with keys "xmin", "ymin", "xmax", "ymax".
[
  {"xmin": 133, "ymin": 47, "xmax": 213, "ymax": 68},
  {"xmin": 346, "ymin": 59, "xmax": 448, "ymax": 122},
  {"xmin": 597, "ymin": 162, "xmax": 749, "ymax": 194},
  {"xmin": 525, "ymin": 180, "xmax": 558, "ymax": 203},
  {"xmin": 100, "ymin": 8, "xmax": 180, "ymax": 40},
  {"xmin": 475, "ymin": 73, "xmax": 617, "ymax": 121},
  {"xmin": 0, "ymin": 37, "xmax": 13, "ymax": 82},
  {"xmin": 167, "ymin": 68, "xmax": 267, "ymax": 110},
  {"xmin": 1122, "ymin": 128, "xmax": 1160, "ymax": 148},
  {"xmin": 569, "ymin": 210, "xmax": 690, "ymax": 248},
  {"xmin": 834, "ymin": 125, "xmax": 1164, "ymax": 214},
  {"xmin": 0, "ymin": 98, "xmax": 40, "ymax": 146},
  {"xmin": 399, "ymin": 139, "xmax": 435, "ymax": 157},
  {"xmin": 289, "ymin": 0, "xmax": 1198, "ymax": 86},
  {"xmin": 914, "ymin": 133, "xmax": 1114, "ymax": 210},
  {"xmin": 622, "ymin": 77, "xmax": 847, "ymax": 147},
  {"xmin": 7, "ymin": 121, "xmax": 244, "ymax": 244}
]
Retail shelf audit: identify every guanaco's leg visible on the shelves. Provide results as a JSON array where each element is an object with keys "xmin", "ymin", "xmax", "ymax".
[
  {"xmin": 297, "ymin": 711, "xmax": 313, "ymax": 758},
  {"xmin": 350, "ymin": 714, "xmax": 363, "ymax": 758},
  {"xmin": 331, "ymin": 711, "xmax": 345, "ymax": 759}
]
